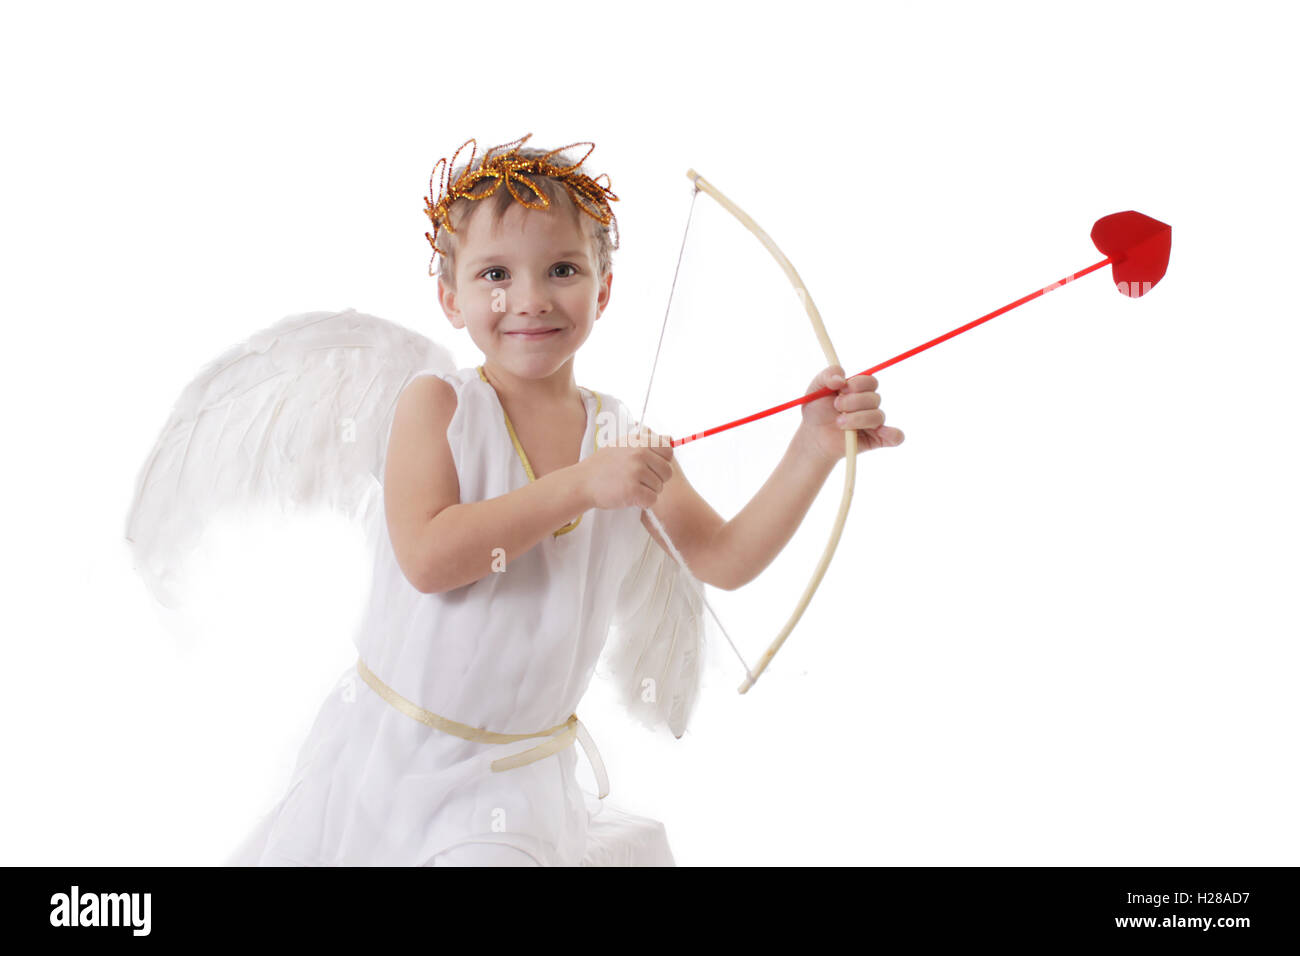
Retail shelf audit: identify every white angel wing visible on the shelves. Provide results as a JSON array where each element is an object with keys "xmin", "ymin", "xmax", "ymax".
[
  {"xmin": 602, "ymin": 523, "xmax": 707, "ymax": 739},
  {"xmin": 124, "ymin": 307, "xmax": 456, "ymax": 608}
]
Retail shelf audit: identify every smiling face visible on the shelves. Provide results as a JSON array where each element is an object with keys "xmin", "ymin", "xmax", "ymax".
[{"xmin": 437, "ymin": 200, "xmax": 613, "ymax": 384}]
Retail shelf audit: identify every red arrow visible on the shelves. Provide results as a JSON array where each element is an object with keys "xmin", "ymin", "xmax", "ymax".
[{"xmin": 667, "ymin": 210, "xmax": 1172, "ymax": 448}]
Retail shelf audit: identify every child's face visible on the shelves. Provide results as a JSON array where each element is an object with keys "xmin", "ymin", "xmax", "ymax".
[{"xmin": 438, "ymin": 201, "xmax": 612, "ymax": 381}]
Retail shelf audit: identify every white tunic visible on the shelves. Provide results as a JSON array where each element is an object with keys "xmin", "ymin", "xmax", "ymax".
[{"xmin": 227, "ymin": 366, "xmax": 675, "ymax": 866}]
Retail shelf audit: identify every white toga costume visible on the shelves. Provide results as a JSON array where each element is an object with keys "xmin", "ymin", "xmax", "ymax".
[{"xmin": 225, "ymin": 365, "xmax": 676, "ymax": 866}]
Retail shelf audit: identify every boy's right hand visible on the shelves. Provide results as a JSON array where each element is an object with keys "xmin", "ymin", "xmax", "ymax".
[{"xmin": 576, "ymin": 427, "xmax": 675, "ymax": 511}]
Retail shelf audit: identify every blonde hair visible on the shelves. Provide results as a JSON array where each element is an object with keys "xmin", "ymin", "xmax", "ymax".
[{"xmin": 433, "ymin": 144, "xmax": 618, "ymax": 288}]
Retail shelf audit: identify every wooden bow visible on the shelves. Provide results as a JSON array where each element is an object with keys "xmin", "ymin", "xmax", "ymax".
[{"xmin": 642, "ymin": 170, "xmax": 857, "ymax": 694}]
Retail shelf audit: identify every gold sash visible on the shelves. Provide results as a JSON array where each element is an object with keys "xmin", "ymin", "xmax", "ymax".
[{"xmin": 355, "ymin": 657, "xmax": 609, "ymax": 799}]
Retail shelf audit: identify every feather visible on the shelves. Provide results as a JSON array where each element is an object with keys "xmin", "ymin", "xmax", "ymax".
[
  {"xmin": 124, "ymin": 307, "xmax": 455, "ymax": 608},
  {"xmin": 602, "ymin": 527, "xmax": 707, "ymax": 739}
]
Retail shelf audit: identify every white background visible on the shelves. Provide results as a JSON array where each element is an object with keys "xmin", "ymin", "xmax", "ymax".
[{"xmin": 2, "ymin": 0, "xmax": 1296, "ymax": 866}]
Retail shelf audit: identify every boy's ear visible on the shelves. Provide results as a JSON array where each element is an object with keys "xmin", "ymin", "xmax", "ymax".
[
  {"xmin": 595, "ymin": 270, "xmax": 613, "ymax": 318},
  {"xmin": 437, "ymin": 277, "xmax": 465, "ymax": 329}
]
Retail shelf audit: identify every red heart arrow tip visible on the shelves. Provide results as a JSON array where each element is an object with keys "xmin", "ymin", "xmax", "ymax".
[{"xmin": 1090, "ymin": 210, "xmax": 1172, "ymax": 298}]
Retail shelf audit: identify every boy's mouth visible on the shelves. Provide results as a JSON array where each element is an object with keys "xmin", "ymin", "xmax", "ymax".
[{"xmin": 506, "ymin": 328, "xmax": 561, "ymax": 338}]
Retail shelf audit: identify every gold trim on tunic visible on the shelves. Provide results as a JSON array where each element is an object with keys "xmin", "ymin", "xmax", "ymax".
[{"xmin": 477, "ymin": 365, "xmax": 600, "ymax": 537}]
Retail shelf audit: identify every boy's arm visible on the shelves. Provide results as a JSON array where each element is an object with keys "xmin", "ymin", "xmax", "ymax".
[
  {"xmin": 643, "ymin": 430, "xmax": 837, "ymax": 591},
  {"xmin": 385, "ymin": 375, "xmax": 593, "ymax": 594}
]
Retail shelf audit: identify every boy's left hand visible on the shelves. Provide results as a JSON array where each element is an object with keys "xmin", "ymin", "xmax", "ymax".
[{"xmin": 795, "ymin": 365, "xmax": 905, "ymax": 464}]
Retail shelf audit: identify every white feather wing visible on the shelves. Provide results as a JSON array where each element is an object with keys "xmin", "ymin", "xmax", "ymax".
[
  {"xmin": 124, "ymin": 307, "xmax": 455, "ymax": 608},
  {"xmin": 603, "ymin": 526, "xmax": 707, "ymax": 739}
]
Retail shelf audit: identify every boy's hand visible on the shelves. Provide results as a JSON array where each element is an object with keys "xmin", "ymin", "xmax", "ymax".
[
  {"xmin": 575, "ymin": 426, "xmax": 675, "ymax": 510},
  {"xmin": 795, "ymin": 365, "xmax": 905, "ymax": 464}
]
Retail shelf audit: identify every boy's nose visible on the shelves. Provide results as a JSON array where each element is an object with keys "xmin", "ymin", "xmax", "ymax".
[{"xmin": 509, "ymin": 280, "xmax": 551, "ymax": 314}]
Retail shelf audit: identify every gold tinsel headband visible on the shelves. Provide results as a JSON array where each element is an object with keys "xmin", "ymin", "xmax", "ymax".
[{"xmin": 423, "ymin": 133, "xmax": 620, "ymax": 276}]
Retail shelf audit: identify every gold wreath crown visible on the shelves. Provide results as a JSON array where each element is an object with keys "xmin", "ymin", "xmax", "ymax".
[{"xmin": 423, "ymin": 132, "xmax": 620, "ymax": 277}]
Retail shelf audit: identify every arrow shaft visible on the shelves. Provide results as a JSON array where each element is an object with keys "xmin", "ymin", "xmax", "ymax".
[{"xmin": 669, "ymin": 255, "xmax": 1112, "ymax": 448}]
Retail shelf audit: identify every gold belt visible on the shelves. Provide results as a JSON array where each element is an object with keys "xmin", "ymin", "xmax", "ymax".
[{"xmin": 355, "ymin": 657, "xmax": 609, "ymax": 799}]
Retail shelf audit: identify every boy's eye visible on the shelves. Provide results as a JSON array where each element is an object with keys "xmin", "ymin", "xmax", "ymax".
[
  {"xmin": 482, "ymin": 267, "xmax": 507, "ymax": 281},
  {"xmin": 552, "ymin": 263, "xmax": 578, "ymax": 278}
]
